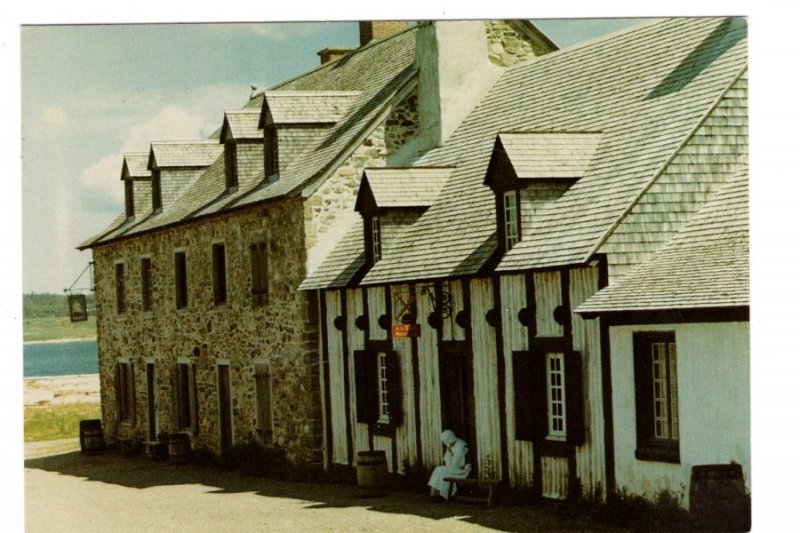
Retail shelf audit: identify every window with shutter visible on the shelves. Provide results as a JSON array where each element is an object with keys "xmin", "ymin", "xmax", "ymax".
[
  {"xmin": 254, "ymin": 362, "xmax": 274, "ymax": 447},
  {"xmin": 115, "ymin": 262, "xmax": 126, "ymax": 314},
  {"xmin": 224, "ymin": 141, "xmax": 238, "ymax": 189},
  {"xmin": 174, "ymin": 251, "xmax": 188, "ymax": 309},
  {"xmin": 116, "ymin": 361, "xmax": 136, "ymax": 424},
  {"xmin": 249, "ymin": 241, "xmax": 269, "ymax": 306},
  {"xmin": 354, "ymin": 350, "xmax": 402, "ymax": 429},
  {"xmin": 176, "ymin": 361, "xmax": 198, "ymax": 433},
  {"xmin": 141, "ymin": 257, "xmax": 153, "ymax": 312},
  {"xmin": 212, "ymin": 243, "xmax": 227, "ymax": 306}
]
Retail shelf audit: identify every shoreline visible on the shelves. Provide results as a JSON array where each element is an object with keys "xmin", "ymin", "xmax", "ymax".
[
  {"xmin": 24, "ymin": 373, "xmax": 99, "ymax": 382},
  {"xmin": 23, "ymin": 337, "xmax": 96, "ymax": 346}
]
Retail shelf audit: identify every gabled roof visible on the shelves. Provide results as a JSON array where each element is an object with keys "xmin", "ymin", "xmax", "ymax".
[
  {"xmin": 359, "ymin": 17, "xmax": 747, "ymax": 285},
  {"xmin": 492, "ymin": 131, "xmax": 603, "ymax": 180},
  {"xmin": 576, "ymin": 165, "xmax": 748, "ymax": 314},
  {"xmin": 121, "ymin": 153, "xmax": 151, "ymax": 180},
  {"xmin": 220, "ymin": 109, "xmax": 262, "ymax": 141},
  {"xmin": 356, "ymin": 167, "xmax": 453, "ymax": 211},
  {"xmin": 148, "ymin": 141, "xmax": 224, "ymax": 169},
  {"xmin": 80, "ymin": 25, "xmax": 419, "ymax": 250},
  {"xmin": 259, "ymin": 91, "xmax": 361, "ymax": 126},
  {"xmin": 299, "ymin": 218, "xmax": 366, "ymax": 291}
]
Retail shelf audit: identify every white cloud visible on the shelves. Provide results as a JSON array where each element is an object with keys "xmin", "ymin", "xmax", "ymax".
[{"xmin": 40, "ymin": 106, "xmax": 68, "ymax": 129}]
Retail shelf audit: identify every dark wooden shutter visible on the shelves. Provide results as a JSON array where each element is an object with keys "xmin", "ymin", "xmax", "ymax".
[
  {"xmin": 354, "ymin": 350, "xmax": 377, "ymax": 424},
  {"xmin": 531, "ymin": 352, "xmax": 548, "ymax": 441},
  {"xmin": 565, "ymin": 351, "xmax": 585, "ymax": 446},
  {"xmin": 512, "ymin": 351, "xmax": 536, "ymax": 441},
  {"xmin": 171, "ymin": 364, "xmax": 180, "ymax": 429},
  {"xmin": 115, "ymin": 362, "xmax": 123, "ymax": 420},
  {"xmin": 128, "ymin": 362, "xmax": 137, "ymax": 425},
  {"xmin": 386, "ymin": 351, "xmax": 403, "ymax": 427},
  {"xmin": 189, "ymin": 363, "xmax": 199, "ymax": 434}
]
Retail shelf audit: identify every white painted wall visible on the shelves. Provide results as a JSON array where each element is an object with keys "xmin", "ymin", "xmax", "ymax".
[{"xmin": 610, "ymin": 321, "xmax": 750, "ymax": 508}]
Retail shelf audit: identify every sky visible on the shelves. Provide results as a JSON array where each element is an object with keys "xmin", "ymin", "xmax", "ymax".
[{"xmin": 18, "ymin": 17, "xmax": 652, "ymax": 295}]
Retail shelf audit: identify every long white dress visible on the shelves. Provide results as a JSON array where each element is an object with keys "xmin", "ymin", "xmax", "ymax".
[{"xmin": 428, "ymin": 439, "xmax": 471, "ymax": 498}]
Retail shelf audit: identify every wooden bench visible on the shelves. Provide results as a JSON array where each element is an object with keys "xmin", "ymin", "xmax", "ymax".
[{"xmin": 444, "ymin": 477, "xmax": 500, "ymax": 508}]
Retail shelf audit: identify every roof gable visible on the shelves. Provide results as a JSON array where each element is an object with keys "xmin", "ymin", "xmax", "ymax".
[
  {"xmin": 355, "ymin": 167, "xmax": 453, "ymax": 212},
  {"xmin": 221, "ymin": 109, "xmax": 262, "ymax": 141},
  {"xmin": 121, "ymin": 153, "xmax": 150, "ymax": 181},
  {"xmin": 258, "ymin": 91, "xmax": 361, "ymax": 128}
]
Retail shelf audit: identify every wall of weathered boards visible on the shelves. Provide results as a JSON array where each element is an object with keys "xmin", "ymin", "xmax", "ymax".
[{"xmin": 319, "ymin": 263, "xmax": 607, "ymax": 499}]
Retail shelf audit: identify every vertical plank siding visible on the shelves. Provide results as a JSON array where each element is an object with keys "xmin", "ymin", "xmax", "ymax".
[
  {"xmin": 346, "ymin": 289, "xmax": 370, "ymax": 455},
  {"xmin": 324, "ymin": 290, "xmax": 349, "ymax": 465},
  {"xmin": 441, "ymin": 279, "xmax": 465, "ymax": 342},
  {"xmin": 570, "ymin": 266, "xmax": 606, "ymax": 499},
  {"xmin": 367, "ymin": 286, "xmax": 386, "ymax": 342},
  {"xmin": 500, "ymin": 274, "xmax": 535, "ymax": 487},
  {"xmin": 389, "ymin": 283, "xmax": 418, "ymax": 473},
  {"xmin": 542, "ymin": 457, "xmax": 570, "ymax": 499},
  {"xmin": 416, "ymin": 281, "xmax": 444, "ymax": 469},
  {"xmin": 533, "ymin": 271, "xmax": 563, "ymax": 337},
  {"xmin": 470, "ymin": 278, "xmax": 503, "ymax": 480}
]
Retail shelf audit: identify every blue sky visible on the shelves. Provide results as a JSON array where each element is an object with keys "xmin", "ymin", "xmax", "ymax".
[{"xmin": 18, "ymin": 18, "xmax": 658, "ymax": 294}]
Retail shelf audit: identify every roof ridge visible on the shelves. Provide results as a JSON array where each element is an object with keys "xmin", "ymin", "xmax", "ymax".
[{"xmin": 583, "ymin": 62, "xmax": 749, "ymax": 264}]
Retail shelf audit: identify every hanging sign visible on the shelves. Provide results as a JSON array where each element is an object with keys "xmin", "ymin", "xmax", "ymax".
[
  {"xmin": 391, "ymin": 323, "xmax": 420, "ymax": 338},
  {"xmin": 68, "ymin": 294, "xmax": 88, "ymax": 322}
]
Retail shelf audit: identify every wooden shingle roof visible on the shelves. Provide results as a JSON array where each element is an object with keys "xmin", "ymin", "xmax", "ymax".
[
  {"xmin": 359, "ymin": 167, "xmax": 453, "ymax": 209},
  {"xmin": 260, "ymin": 91, "xmax": 361, "ymax": 125},
  {"xmin": 149, "ymin": 141, "xmax": 224, "ymax": 169},
  {"xmin": 79, "ymin": 26, "xmax": 419, "ymax": 250},
  {"xmin": 121, "ymin": 153, "xmax": 150, "ymax": 180},
  {"xmin": 495, "ymin": 132, "xmax": 602, "ymax": 179},
  {"xmin": 299, "ymin": 218, "xmax": 366, "ymax": 290},
  {"xmin": 576, "ymin": 166, "xmax": 748, "ymax": 313},
  {"xmin": 359, "ymin": 17, "xmax": 747, "ymax": 285},
  {"xmin": 221, "ymin": 109, "xmax": 262, "ymax": 140}
]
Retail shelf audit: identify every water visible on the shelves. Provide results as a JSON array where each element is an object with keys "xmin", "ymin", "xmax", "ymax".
[{"xmin": 23, "ymin": 339, "xmax": 99, "ymax": 378}]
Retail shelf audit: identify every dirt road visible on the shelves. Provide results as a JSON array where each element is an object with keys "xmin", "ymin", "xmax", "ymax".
[{"xmin": 24, "ymin": 452, "xmax": 622, "ymax": 532}]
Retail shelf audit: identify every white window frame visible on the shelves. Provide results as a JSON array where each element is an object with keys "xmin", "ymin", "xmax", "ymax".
[
  {"xmin": 371, "ymin": 216, "xmax": 382, "ymax": 262},
  {"xmin": 651, "ymin": 340, "xmax": 679, "ymax": 442},
  {"xmin": 503, "ymin": 190, "xmax": 519, "ymax": 251},
  {"xmin": 545, "ymin": 352, "xmax": 567, "ymax": 441},
  {"xmin": 377, "ymin": 351, "xmax": 390, "ymax": 424}
]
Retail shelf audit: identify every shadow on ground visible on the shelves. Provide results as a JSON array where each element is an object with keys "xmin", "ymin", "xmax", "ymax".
[{"xmin": 25, "ymin": 451, "xmax": 623, "ymax": 532}]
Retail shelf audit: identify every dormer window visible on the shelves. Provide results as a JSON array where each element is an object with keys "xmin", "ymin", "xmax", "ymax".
[
  {"xmin": 371, "ymin": 216, "xmax": 382, "ymax": 262},
  {"xmin": 124, "ymin": 180, "xmax": 134, "ymax": 219},
  {"xmin": 152, "ymin": 169, "xmax": 162, "ymax": 211},
  {"xmin": 503, "ymin": 189, "xmax": 520, "ymax": 251},
  {"xmin": 264, "ymin": 127, "xmax": 278, "ymax": 178},
  {"xmin": 224, "ymin": 140, "xmax": 238, "ymax": 190}
]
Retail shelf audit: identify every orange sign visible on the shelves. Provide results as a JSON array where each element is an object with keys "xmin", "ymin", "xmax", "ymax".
[{"xmin": 391, "ymin": 324, "xmax": 420, "ymax": 338}]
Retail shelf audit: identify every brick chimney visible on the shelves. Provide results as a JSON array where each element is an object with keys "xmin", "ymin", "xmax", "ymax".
[
  {"xmin": 317, "ymin": 47, "xmax": 352, "ymax": 64},
  {"xmin": 359, "ymin": 21, "xmax": 408, "ymax": 46}
]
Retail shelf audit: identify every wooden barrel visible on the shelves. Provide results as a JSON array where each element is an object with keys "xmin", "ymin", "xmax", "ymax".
[
  {"xmin": 79, "ymin": 419, "xmax": 105, "ymax": 455},
  {"xmin": 356, "ymin": 450, "xmax": 388, "ymax": 497},
  {"xmin": 690, "ymin": 464, "xmax": 750, "ymax": 532},
  {"xmin": 168, "ymin": 433, "xmax": 191, "ymax": 464}
]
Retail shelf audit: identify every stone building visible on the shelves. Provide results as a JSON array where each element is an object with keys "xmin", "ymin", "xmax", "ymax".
[{"xmin": 79, "ymin": 20, "xmax": 556, "ymax": 463}]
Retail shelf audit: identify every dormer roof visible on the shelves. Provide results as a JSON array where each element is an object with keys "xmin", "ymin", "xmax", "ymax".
[
  {"xmin": 258, "ymin": 91, "xmax": 362, "ymax": 128},
  {"xmin": 120, "ymin": 152, "xmax": 151, "ymax": 180},
  {"xmin": 148, "ymin": 141, "xmax": 224, "ymax": 170},
  {"xmin": 355, "ymin": 167, "xmax": 453, "ymax": 212},
  {"xmin": 487, "ymin": 131, "xmax": 603, "ymax": 184},
  {"xmin": 220, "ymin": 109, "xmax": 262, "ymax": 141}
]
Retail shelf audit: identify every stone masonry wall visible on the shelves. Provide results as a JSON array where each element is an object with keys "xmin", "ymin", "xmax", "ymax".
[
  {"xmin": 485, "ymin": 21, "xmax": 550, "ymax": 67},
  {"xmin": 93, "ymin": 197, "xmax": 323, "ymax": 464},
  {"xmin": 304, "ymin": 124, "xmax": 388, "ymax": 258},
  {"xmin": 385, "ymin": 88, "xmax": 419, "ymax": 154}
]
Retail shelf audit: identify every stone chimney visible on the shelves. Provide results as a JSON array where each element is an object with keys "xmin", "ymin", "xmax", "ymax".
[
  {"xmin": 317, "ymin": 47, "xmax": 352, "ymax": 65},
  {"xmin": 416, "ymin": 20, "xmax": 504, "ymax": 150},
  {"xmin": 359, "ymin": 21, "xmax": 408, "ymax": 46}
]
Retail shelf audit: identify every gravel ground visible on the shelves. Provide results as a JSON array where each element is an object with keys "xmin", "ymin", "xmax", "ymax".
[{"xmin": 24, "ymin": 451, "xmax": 624, "ymax": 533}]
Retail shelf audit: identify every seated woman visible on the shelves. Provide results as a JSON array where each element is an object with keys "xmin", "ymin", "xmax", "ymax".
[{"xmin": 428, "ymin": 429, "xmax": 471, "ymax": 501}]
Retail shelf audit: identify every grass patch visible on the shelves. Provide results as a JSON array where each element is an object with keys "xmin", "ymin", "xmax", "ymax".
[
  {"xmin": 23, "ymin": 316, "xmax": 97, "ymax": 343},
  {"xmin": 24, "ymin": 403, "xmax": 101, "ymax": 442}
]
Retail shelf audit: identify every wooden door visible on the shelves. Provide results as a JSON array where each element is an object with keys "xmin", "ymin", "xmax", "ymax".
[
  {"xmin": 218, "ymin": 364, "xmax": 233, "ymax": 451},
  {"xmin": 146, "ymin": 362, "xmax": 158, "ymax": 441},
  {"xmin": 439, "ymin": 343, "xmax": 476, "ymax": 456}
]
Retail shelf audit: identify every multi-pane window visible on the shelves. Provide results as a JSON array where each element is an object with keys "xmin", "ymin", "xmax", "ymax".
[
  {"xmin": 633, "ymin": 331, "xmax": 680, "ymax": 463},
  {"xmin": 371, "ymin": 216, "xmax": 382, "ymax": 262},
  {"xmin": 174, "ymin": 251, "xmax": 188, "ymax": 309},
  {"xmin": 116, "ymin": 360, "xmax": 136, "ymax": 423},
  {"xmin": 176, "ymin": 361, "xmax": 198, "ymax": 432},
  {"xmin": 140, "ymin": 257, "xmax": 153, "ymax": 312},
  {"xmin": 212, "ymin": 243, "xmax": 227, "ymax": 306},
  {"xmin": 503, "ymin": 189, "xmax": 519, "ymax": 251},
  {"xmin": 546, "ymin": 352, "xmax": 567, "ymax": 440},
  {"xmin": 254, "ymin": 362, "xmax": 274, "ymax": 447},
  {"xmin": 224, "ymin": 141, "xmax": 238, "ymax": 189},
  {"xmin": 249, "ymin": 241, "xmax": 269, "ymax": 306},
  {"xmin": 152, "ymin": 169, "xmax": 162, "ymax": 211},
  {"xmin": 377, "ymin": 352, "xmax": 390, "ymax": 424},
  {"xmin": 115, "ymin": 262, "xmax": 126, "ymax": 314}
]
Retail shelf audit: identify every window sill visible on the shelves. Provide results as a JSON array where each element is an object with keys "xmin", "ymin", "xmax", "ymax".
[
  {"xmin": 372, "ymin": 422, "xmax": 396, "ymax": 437},
  {"xmin": 636, "ymin": 446, "xmax": 680, "ymax": 464}
]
